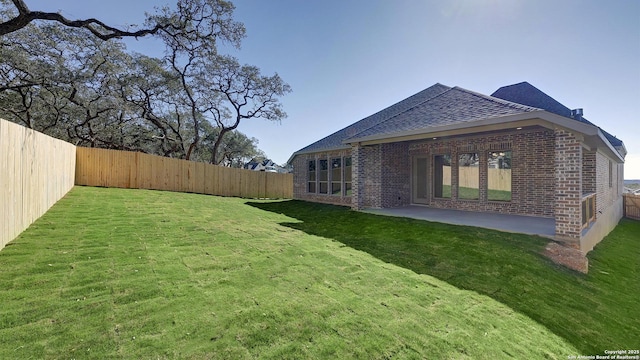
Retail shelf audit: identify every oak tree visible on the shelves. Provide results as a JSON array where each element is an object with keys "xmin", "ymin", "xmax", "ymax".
[{"xmin": 0, "ymin": 0, "xmax": 290, "ymax": 165}]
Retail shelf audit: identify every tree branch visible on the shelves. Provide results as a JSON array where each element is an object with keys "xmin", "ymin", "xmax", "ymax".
[{"xmin": 0, "ymin": 0, "xmax": 168, "ymax": 40}]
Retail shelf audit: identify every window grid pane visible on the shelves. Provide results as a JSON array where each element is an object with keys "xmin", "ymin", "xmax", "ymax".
[
  {"xmin": 319, "ymin": 159, "xmax": 328, "ymax": 194},
  {"xmin": 331, "ymin": 158, "xmax": 342, "ymax": 195},
  {"xmin": 307, "ymin": 160, "xmax": 316, "ymax": 193}
]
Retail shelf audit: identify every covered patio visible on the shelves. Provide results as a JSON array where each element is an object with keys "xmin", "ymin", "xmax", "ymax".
[{"xmin": 363, "ymin": 205, "xmax": 556, "ymax": 238}]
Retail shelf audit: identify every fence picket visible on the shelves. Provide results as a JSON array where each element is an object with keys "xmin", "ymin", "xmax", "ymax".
[
  {"xmin": 0, "ymin": 119, "xmax": 76, "ymax": 251},
  {"xmin": 74, "ymin": 147, "xmax": 292, "ymax": 199},
  {"xmin": 624, "ymin": 194, "xmax": 640, "ymax": 220}
]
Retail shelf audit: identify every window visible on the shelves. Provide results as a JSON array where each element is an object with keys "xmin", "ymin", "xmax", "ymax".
[
  {"xmin": 582, "ymin": 193, "xmax": 596, "ymax": 228},
  {"xmin": 319, "ymin": 159, "xmax": 328, "ymax": 194},
  {"xmin": 488, "ymin": 151, "xmax": 512, "ymax": 201},
  {"xmin": 344, "ymin": 157, "xmax": 352, "ymax": 196},
  {"xmin": 309, "ymin": 156, "xmax": 352, "ymax": 197},
  {"xmin": 458, "ymin": 153, "xmax": 479, "ymax": 200},
  {"xmin": 331, "ymin": 158, "xmax": 342, "ymax": 195},
  {"xmin": 434, "ymin": 154, "xmax": 451, "ymax": 198},
  {"xmin": 307, "ymin": 160, "xmax": 316, "ymax": 193}
]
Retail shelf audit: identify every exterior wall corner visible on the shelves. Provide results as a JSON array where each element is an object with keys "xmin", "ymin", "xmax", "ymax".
[
  {"xmin": 351, "ymin": 144, "xmax": 365, "ymax": 210},
  {"xmin": 553, "ymin": 128, "xmax": 583, "ymax": 242}
]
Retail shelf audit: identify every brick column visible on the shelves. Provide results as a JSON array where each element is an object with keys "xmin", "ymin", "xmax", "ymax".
[
  {"xmin": 351, "ymin": 144, "xmax": 364, "ymax": 210},
  {"xmin": 554, "ymin": 128, "xmax": 582, "ymax": 244}
]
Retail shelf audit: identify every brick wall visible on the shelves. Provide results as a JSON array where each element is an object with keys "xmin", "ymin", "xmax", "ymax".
[
  {"xmin": 381, "ymin": 142, "xmax": 411, "ymax": 208},
  {"xmin": 595, "ymin": 150, "xmax": 620, "ymax": 214},
  {"xmin": 408, "ymin": 127, "xmax": 555, "ymax": 217},
  {"xmin": 361, "ymin": 145, "xmax": 382, "ymax": 208},
  {"xmin": 292, "ymin": 149, "xmax": 353, "ymax": 207},
  {"xmin": 292, "ymin": 155, "xmax": 307, "ymax": 199},
  {"xmin": 554, "ymin": 128, "xmax": 582, "ymax": 241},
  {"xmin": 352, "ymin": 144, "xmax": 363, "ymax": 210},
  {"xmin": 293, "ymin": 142, "xmax": 409, "ymax": 210},
  {"xmin": 582, "ymin": 149, "xmax": 596, "ymax": 194},
  {"xmin": 292, "ymin": 126, "xmax": 615, "ymax": 239}
]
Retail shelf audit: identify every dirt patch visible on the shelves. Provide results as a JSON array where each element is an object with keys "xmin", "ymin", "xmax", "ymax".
[{"xmin": 543, "ymin": 242, "xmax": 588, "ymax": 273}]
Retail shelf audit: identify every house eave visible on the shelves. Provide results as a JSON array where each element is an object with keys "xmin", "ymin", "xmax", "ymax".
[
  {"xmin": 287, "ymin": 144, "xmax": 351, "ymax": 164},
  {"xmin": 584, "ymin": 129, "xmax": 626, "ymax": 162},
  {"xmin": 342, "ymin": 110, "xmax": 624, "ymax": 162},
  {"xmin": 534, "ymin": 112, "xmax": 624, "ymax": 162},
  {"xmin": 343, "ymin": 111, "xmax": 546, "ymax": 144}
]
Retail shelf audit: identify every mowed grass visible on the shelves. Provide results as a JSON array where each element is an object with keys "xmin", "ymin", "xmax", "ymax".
[
  {"xmin": 441, "ymin": 185, "xmax": 511, "ymax": 201},
  {"xmin": 250, "ymin": 200, "xmax": 640, "ymax": 355},
  {"xmin": 0, "ymin": 188, "xmax": 633, "ymax": 358}
]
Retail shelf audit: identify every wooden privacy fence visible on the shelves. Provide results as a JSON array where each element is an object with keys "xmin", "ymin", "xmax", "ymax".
[
  {"xmin": 75, "ymin": 147, "xmax": 293, "ymax": 199},
  {"xmin": 623, "ymin": 194, "xmax": 640, "ymax": 220},
  {"xmin": 442, "ymin": 165, "xmax": 511, "ymax": 191},
  {"xmin": 0, "ymin": 119, "xmax": 76, "ymax": 250}
]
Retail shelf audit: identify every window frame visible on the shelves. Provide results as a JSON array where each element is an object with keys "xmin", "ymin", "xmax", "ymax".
[
  {"xmin": 487, "ymin": 150, "xmax": 512, "ymax": 202},
  {"xmin": 307, "ymin": 159, "xmax": 317, "ymax": 193},
  {"xmin": 331, "ymin": 158, "xmax": 342, "ymax": 196},
  {"xmin": 307, "ymin": 156, "xmax": 353, "ymax": 197},
  {"xmin": 318, "ymin": 159, "xmax": 329, "ymax": 194},
  {"xmin": 433, "ymin": 154, "xmax": 452, "ymax": 199},
  {"xmin": 344, "ymin": 157, "xmax": 352, "ymax": 196},
  {"xmin": 457, "ymin": 152, "xmax": 480, "ymax": 200}
]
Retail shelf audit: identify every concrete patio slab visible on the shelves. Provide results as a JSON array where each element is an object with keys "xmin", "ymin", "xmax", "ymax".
[{"xmin": 363, "ymin": 205, "xmax": 556, "ymax": 238}]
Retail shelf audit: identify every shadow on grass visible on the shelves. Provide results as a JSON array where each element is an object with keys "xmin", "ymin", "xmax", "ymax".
[{"xmin": 246, "ymin": 199, "xmax": 640, "ymax": 354}]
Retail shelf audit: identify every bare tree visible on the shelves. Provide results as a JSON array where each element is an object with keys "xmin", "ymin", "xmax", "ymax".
[
  {"xmin": 0, "ymin": 0, "xmax": 167, "ymax": 39},
  {"xmin": 0, "ymin": 0, "xmax": 290, "ymax": 163},
  {"xmin": 205, "ymin": 54, "xmax": 290, "ymax": 164},
  {"xmin": 0, "ymin": 0, "xmax": 245, "ymax": 47}
]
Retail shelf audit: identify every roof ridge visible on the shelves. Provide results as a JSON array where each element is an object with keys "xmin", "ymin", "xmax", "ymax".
[
  {"xmin": 357, "ymin": 83, "xmax": 451, "ymax": 125},
  {"xmin": 345, "ymin": 85, "xmax": 454, "ymax": 141},
  {"xmin": 453, "ymin": 86, "xmax": 542, "ymax": 112}
]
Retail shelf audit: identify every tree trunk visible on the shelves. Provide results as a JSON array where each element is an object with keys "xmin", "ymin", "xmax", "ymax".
[{"xmin": 210, "ymin": 128, "xmax": 230, "ymax": 164}]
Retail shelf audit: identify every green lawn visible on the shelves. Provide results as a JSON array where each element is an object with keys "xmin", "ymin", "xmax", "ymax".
[
  {"xmin": 250, "ymin": 200, "xmax": 640, "ymax": 355},
  {"xmin": 0, "ymin": 187, "xmax": 638, "ymax": 359},
  {"xmin": 441, "ymin": 185, "xmax": 511, "ymax": 201}
]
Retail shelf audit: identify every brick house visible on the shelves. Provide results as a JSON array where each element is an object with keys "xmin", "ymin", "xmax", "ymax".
[{"xmin": 289, "ymin": 82, "xmax": 626, "ymax": 253}]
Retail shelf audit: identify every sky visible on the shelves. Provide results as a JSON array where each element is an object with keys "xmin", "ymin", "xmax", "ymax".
[{"xmin": 23, "ymin": 0, "xmax": 640, "ymax": 178}]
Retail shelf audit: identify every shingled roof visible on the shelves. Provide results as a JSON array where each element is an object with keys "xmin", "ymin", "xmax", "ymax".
[
  {"xmin": 492, "ymin": 82, "xmax": 623, "ymax": 148},
  {"xmin": 345, "ymin": 86, "xmax": 539, "ymax": 142},
  {"xmin": 293, "ymin": 83, "xmax": 451, "ymax": 155},
  {"xmin": 290, "ymin": 81, "xmax": 624, "ymax": 160},
  {"xmin": 492, "ymin": 82, "xmax": 572, "ymax": 118}
]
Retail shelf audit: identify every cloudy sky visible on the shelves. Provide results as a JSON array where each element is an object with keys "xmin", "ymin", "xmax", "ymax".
[{"xmin": 25, "ymin": 0, "xmax": 640, "ymax": 178}]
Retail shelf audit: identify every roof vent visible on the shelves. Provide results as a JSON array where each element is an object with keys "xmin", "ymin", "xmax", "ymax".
[{"xmin": 571, "ymin": 108, "xmax": 583, "ymax": 120}]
